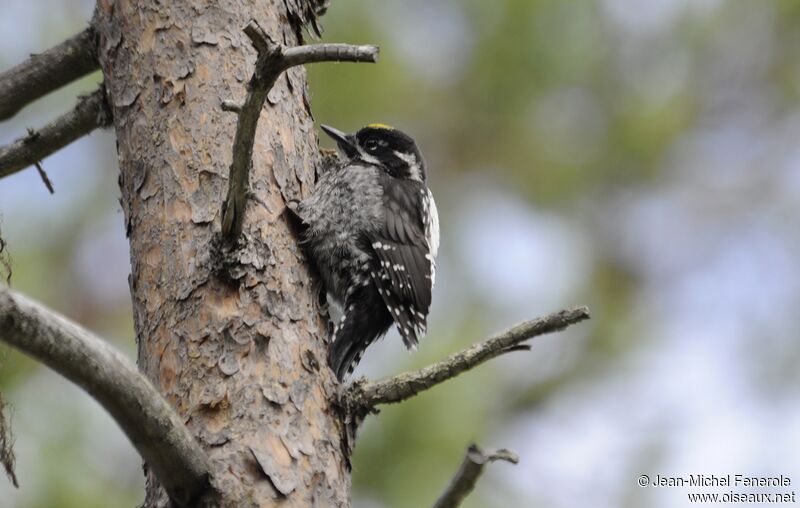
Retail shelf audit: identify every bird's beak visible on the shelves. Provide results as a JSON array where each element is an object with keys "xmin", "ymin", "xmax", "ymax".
[{"xmin": 320, "ymin": 124, "xmax": 357, "ymax": 157}]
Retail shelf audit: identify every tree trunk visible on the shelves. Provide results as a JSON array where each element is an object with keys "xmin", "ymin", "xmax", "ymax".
[{"xmin": 95, "ymin": 1, "xmax": 348, "ymax": 506}]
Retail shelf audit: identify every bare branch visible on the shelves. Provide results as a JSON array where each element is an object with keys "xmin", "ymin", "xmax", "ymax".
[
  {"xmin": 433, "ymin": 444, "xmax": 519, "ymax": 508},
  {"xmin": 0, "ymin": 287, "xmax": 212, "ymax": 506},
  {"xmin": 343, "ymin": 306, "xmax": 590, "ymax": 414},
  {"xmin": 0, "ymin": 87, "xmax": 111, "ymax": 181},
  {"xmin": 220, "ymin": 19, "xmax": 379, "ymax": 239},
  {"xmin": 281, "ymin": 43, "xmax": 382, "ymax": 67},
  {"xmin": 0, "ymin": 27, "xmax": 99, "ymax": 121}
]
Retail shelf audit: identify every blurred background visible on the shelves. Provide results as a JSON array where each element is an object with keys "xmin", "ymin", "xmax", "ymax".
[{"xmin": 2, "ymin": 0, "xmax": 800, "ymax": 506}]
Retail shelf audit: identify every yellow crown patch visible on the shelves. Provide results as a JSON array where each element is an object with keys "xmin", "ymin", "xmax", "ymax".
[{"xmin": 367, "ymin": 123, "xmax": 393, "ymax": 130}]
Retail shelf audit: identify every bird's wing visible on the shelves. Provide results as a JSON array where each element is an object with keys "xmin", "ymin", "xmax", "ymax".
[{"xmin": 367, "ymin": 179, "xmax": 435, "ymax": 349}]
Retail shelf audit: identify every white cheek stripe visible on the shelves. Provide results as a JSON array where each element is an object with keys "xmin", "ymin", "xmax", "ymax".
[
  {"xmin": 393, "ymin": 150, "xmax": 423, "ymax": 182},
  {"xmin": 357, "ymin": 146, "xmax": 381, "ymax": 166}
]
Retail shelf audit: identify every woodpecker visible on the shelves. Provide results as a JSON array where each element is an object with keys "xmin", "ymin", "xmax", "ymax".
[{"xmin": 294, "ymin": 123, "xmax": 440, "ymax": 380}]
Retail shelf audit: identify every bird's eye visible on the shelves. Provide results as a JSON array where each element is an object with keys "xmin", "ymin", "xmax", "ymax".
[{"xmin": 364, "ymin": 139, "xmax": 379, "ymax": 152}]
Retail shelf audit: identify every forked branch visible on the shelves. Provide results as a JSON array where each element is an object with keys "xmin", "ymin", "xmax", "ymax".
[
  {"xmin": 0, "ymin": 27, "xmax": 99, "ymax": 121},
  {"xmin": 220, "ymin": 19, "xmax": 379, "ymax": 239},
  {"xmin": 0, "ymin": 287, "xmax": 211, "ymax": 506},
  {"xmin": 434, "ymin": 444, "xmax": 519, "ymax": 508},
  {"xmin": 343, "ymin": 306, "xmax": 590, "ymax": 415}
]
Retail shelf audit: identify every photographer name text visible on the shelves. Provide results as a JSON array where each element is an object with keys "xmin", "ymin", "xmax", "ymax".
[{"xmin": 649, "ymin": 475, "xmax": 791, "ymax": 488}]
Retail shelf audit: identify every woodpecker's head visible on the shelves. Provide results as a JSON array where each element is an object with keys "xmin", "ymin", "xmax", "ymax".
[{"xmin": 321, "ymin": 123, "xmax": 426, "ymax": 182}]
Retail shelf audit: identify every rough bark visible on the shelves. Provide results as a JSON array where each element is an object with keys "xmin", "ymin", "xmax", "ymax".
[{"xmin": 96, "ymin": 2, "xmax": 347, "ymax": 507}]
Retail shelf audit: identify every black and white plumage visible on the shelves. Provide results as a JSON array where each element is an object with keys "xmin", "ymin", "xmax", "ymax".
[{"xmin": 295, "ymin": 123, "xmax": 439, "ymax": 380}]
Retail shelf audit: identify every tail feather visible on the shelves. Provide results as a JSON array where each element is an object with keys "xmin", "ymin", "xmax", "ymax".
[
  {"xmin": 328, "ymin": 285, "xmax": 393, "ymax": 381},
  {"xmin": 329, "ymin": 334, "xmax": 369, "ymax": 381}
]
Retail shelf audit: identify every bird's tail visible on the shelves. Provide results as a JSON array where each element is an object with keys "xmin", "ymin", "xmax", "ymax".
[{"xmin": 328, "ymin": 287, "xmax": 393, "ymax": 380}]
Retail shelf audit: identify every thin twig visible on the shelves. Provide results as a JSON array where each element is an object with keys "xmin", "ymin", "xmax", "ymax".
[
  {"xmin": 25, "ymin": 129, "xmax": 54, "ymax": 193},
  {"xmin": 33, "ymin": 161, "xmax": 54, "ymax": 194},
  {"xmin": 0, "ymin": 87, "xmax": 111, "ymax": 180},
  {"xmin": 342, "ymin": 306, "xmax": 590, "ymax": 414},
  {"xmin": 433, "ymin": 444, "xmax": 519, "ymax": 508},
  {"xmin": 220, "ymin": 19, "xmax": 379, "ymax": 240},
  {"xmin": 0, "ymin": 287, "xmax": 212, "ymax": 506},
  {"xmin": 0, "ymin": 27, "xmax": 99, "ymax": 121}
]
